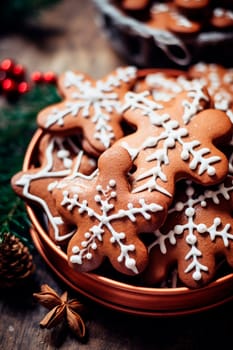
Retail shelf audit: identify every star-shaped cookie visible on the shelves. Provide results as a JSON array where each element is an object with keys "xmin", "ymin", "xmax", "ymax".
[{"xmin": 37, "ymin": 66, "xmax": 138, "ymax": 156}]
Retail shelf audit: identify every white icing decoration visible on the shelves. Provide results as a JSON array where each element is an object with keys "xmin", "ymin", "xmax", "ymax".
[
  {"xmin": 44, "ymin": 66, "xmax": 137, "ymax": 149},
  {"xmin": 149, "ymin": 178, "xmax": 233, "ymax": 282},
  {"xmin": 62, "ymin": 179, "xmax": 163, "ymax": 274},
  {"xmin": 15, "ymin": 136, "xmax": 85, "ymax": 242},
  {"xmin": 191, "ymin": 63, "xmax": 233, "ymax": 130},
  {"xmin": 214, "ymin": 8, "xmax": 233, "ymax": 20},
  {"xmin": 121, "ymin": 88, "xmax": 219, "ymax": 195}
]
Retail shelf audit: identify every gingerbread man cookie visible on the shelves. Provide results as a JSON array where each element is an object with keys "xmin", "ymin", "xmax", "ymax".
[
  {"xmin": 11, "ymin": 134, "xmax": 96, "ymax": 244},
  {"xmin": 37, "ymin": 66, "xmax": 138, "ymax": 156},
  {"xmin": 52, "ymin": 146, "xmax": 167, "ymax": 275},
  {"xmin": 115, "ymin": 85, "xmax": 231, "ymax": 199},
  {"xmin": 144, "ymin": 175, "xmax": 233, "ymax": 288}
]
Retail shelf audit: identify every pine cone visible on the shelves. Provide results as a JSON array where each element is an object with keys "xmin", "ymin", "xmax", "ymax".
[{"xmin": 0, "ymin": 233, "xmax": 35, "ymax": 288}]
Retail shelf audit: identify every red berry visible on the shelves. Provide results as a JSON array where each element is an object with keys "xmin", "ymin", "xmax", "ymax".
[
  {"xmin": 1, "ymin": 59, "xmax": 14, "ymax": 72},
  {"xmin": 2, "ymin": 78, "xmax": 16, "ymax": 92},
  {"xmin": 31, "ymin": 71, "xmax": 43, "ymax": 83},
  {"xmin": 13, "ymin": 64, "xmax": 25, "ymax": 80},
  {"xmin": 18, "ymin": 81, "xmax": 30, "ymax": 94},
  {"xmin": 43, "ymin": 71, "xmax": 57, "ymax": 84}
]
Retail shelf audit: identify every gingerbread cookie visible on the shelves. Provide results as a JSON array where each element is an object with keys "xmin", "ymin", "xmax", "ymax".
[
  {"xmin": 115, "ymin": 85, "xmax": 231, "ymax": 199},
  {"xmin": 148, "ymin": 3, "xmax": 201, "ymax": 35},
  {"xmin": 37, "ymin": 66, "xmax": 138, "ymax": 157},
  {"xmin": 144, "ymin": 175, "xmax": 233, "ymax": 288},
  {"xmin": 135, "ymin": 69, "xmax": 202, "ymax": 103},
  {"xmin": 52, "ymin": 146, "xmax": 167, "ymax": 275},
  {"xmin": 11, "ymin": 134, "xmax": 96, "ymax": 245},
  {"xmin": 211, "ymin": 7, "xmax": 233, "ymax": 29},
  {"xmin": 174, "ymin": 0, "xmax": 210, "ymax": 9}
]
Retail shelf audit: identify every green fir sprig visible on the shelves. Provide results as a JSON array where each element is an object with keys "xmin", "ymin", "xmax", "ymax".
[{"xmin": 0, "ymin": 84, "xmax": 60, "ymax": 245}]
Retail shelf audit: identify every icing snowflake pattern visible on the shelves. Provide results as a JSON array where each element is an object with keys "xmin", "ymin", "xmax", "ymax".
[
  {"xmin": 61, "ymin": 179, "xmax": 162, "ymax": 274},
  {"xmin": 53, "ymin": 146, "xmax": 166, "ymax": 275},
  {"xmin": 147, "ymin": 177, "xmax": 233, "ymax": 287},
  {"xmin": 37, "ymin": 66, "xmax": 137, "ymax": 152},
  {"xmin": 120, "ymin": 87, "xmax": 229, "ymax": 195}
]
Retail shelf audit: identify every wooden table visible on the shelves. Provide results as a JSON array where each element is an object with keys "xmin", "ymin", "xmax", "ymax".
[{"xmin": 1, "ymin": 1, "xmax": 233, "ymax": 348}]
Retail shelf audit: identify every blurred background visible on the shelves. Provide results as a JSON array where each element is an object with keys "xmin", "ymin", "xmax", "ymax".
[{"xmin": 0, "ymin": 0, "xmax": 124, "ymax": 78}]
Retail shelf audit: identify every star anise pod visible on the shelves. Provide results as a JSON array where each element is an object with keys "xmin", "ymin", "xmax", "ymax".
[{"xmin": 33, "ymin": 284, "xmax": 86, "ymax": 339}]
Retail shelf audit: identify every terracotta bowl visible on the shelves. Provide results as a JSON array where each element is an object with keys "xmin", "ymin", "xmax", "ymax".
[{"xmin": 24, "ymin": 129, "xmax": 233, "ymax": 317}]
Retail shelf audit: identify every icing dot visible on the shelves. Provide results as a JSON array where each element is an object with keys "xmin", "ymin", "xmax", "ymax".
[
  {"xmin": 174, "ymin": 225, "xmax": 183, "ymax": 234},
  {"xmin": 81, "ymin": 241, "xmax": 88, "ymax": 248},
  {"xmin": 128, "ymin": 244, "xmax": 135, "ymax": 251},
  {"xmin": 96, "ymin": 185, "xmax": 102, "ymax": 192},
  {"xmin": 95, "ymin": 194, "xmax": 101, "ymax": 202},
  {"xmin": 186, "ymin": 234, "xmax": 197, "ymax": 245},
  {"xmin": 201, "ymin": 200, "xmax": 207, "ymax": 207},
  {"xmin": 207, "ymin": 166, "xmax": 216, "ymax": 176},
  {"xmin": 125, "ymin": 258, "xmax": 136, "ymax": 270},
  {"xmin": 91, "ymin": 242, "xmax": 97, "ymax": 250},
  {"xmin": 117, "ymin": 255, "xmax": 123, "ymax": 263},
  {"xmin": 72, "ymin": 246, "xmax": 80, "ymax": 254},
  {"xmin": 181, "ymin": 150, "xmax": 189, "ymax": 160},
  {"xmin": 175, "ymin": 202, "xmax": 184, "ymax": 211},
  {"xmin": 111, "ymin": 191, "xmax": 117, "ymax": 198},
  {"xmin": 185, "ymin": 207, "xmax": 195, "ymax": 217},
  {"xmin": 109, "ymin": 179, "xmax": 116, "ymax": 187},
  {"xmin": 186, "ymin": 186, "xmax": 194, "ymax": 196},
  {"xmin": 119, "ymin": 232, "xmax": 126, "ymax": 239},
  {"xmin": 70, "ymin": 255, "xmax": 82, "ymax": 264},
  {"xmin": 86, "ymin": 252, "xmax": 92, "ymax": 260},
  {"xmin": 197, "ymin": 223, "xmax": 207, "ymax": 233},
  {"xmin": 214, "ymin": 217, "xmax": 221, "ymax": 226},
  {"xmin": 193, "ymin": 270, "xmax": 202, "ymax": 281},
  {"xmin": 84, "ymin": 232, "xmax": 91, "ymax": 239}
]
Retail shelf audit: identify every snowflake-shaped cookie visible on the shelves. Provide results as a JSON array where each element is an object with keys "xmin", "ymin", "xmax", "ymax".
[
  {"xmin": 52, "ymin": 147, "xmax": 167, "ymax": 275},
  {"xmin": 11, "ymin": 134, "xmax": 96, "ymax": 244},
  {"xmin": 144, "ymin": 176, "xmax": 233, "ymax": 288},
  {"xmin": 37, "ymin": 66, "xmax": 137, "ymax": 156},
  {"xmin": 116, "ymin": 85, "xmax": 231, "ymax": 198}
]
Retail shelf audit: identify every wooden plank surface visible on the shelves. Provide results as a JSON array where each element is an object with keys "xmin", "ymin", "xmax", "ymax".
[{"xmin": 1, "ymin": 1, "xmax": 233, "ymax": 349}]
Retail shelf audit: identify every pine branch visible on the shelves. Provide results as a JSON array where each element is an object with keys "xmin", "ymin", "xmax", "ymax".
[{"xmin": 0, "ymin": 84, "xmax": 60, "ymax": 245}]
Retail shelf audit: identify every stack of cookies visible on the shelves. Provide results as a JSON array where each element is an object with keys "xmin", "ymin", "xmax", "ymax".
[{"xmin": 11, "ymin": 63, "xmax": 233, "ymax": 289}]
